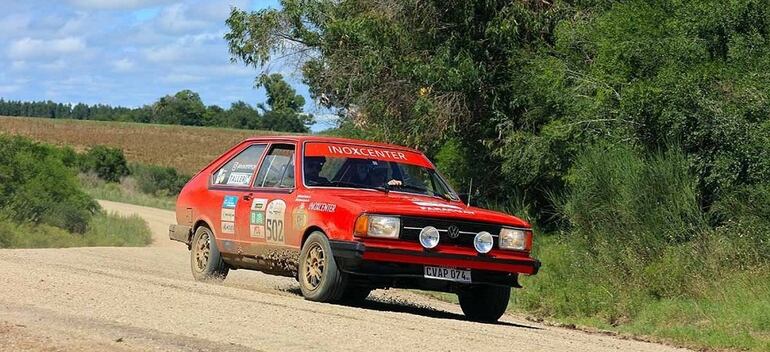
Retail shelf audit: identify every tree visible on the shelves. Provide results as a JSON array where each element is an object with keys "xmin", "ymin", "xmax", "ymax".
[
  {"xmin": 259, "ymin": 73, "xmax": 306, "ymax": 112},
  {"xmin": 255, "ymin": 73, "xmax": 314, "ymax": 132},
  {"xmin": 152, "ymin": 90, "xmax": 207, "ymax": 126},
  {"xmin": 222, "ymin": 101, "xmax": 262, "ymax": 129}
]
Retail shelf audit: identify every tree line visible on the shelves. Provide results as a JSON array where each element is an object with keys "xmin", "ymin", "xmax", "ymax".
[{"xmin": 0, "ymin": 73, "xmax": 314, "ymax": 133}]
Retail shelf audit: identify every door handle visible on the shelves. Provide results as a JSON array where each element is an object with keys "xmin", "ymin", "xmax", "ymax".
[{"xmin": 242, "ymin": 193, "xmax": 253, "ymax": 201}]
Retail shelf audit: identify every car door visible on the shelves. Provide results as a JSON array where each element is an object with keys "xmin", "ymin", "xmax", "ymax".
[
  {"xmin": 237, "ymin": 142, "xmax": 300, "ymax": 257},
  {"xmin": 208, "ymin": 142, "xmax": 267, "ymax": 254}
]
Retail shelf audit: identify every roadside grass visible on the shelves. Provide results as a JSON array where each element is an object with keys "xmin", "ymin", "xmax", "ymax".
[
  {"xmin": 0, "ymin": 211, "xmax": 152, "ymax": 248},
  {"xmin": 507, "ymin": 235, "xmax": 770, "ymax": 351},
  {"xmin": 79, "ymin": 173, "xmax": 176, "ymax": 210},
  {"xmin": 0, "ymin": 115, "xmax": 285, "ymax": 174}
]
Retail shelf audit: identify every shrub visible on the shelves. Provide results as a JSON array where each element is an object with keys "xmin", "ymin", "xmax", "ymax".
[
  {"xmin": 563, "ymin": 143, "xmax": 708, "ymax": 260},
  {"xmin": 0, "ymin": 211, "xmax": 151, "ymax": 248},
  {"xmin": 130, "ymin": 163, "xmax": 190, "ymax": 196},
  {"xmin": 79, "ymin": 145, "xmax": 129, "ymax": 182},
  {"xmin": 0, "ymin": 135, "xmax": 98, "ymax": 233}
]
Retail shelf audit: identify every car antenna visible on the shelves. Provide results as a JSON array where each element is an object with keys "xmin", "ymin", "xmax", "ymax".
[{"xmin": 467, "ymin": 178, "xmax": 472, "ymax": 206}]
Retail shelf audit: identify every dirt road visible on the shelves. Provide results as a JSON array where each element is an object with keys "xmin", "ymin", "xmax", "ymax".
[{"xmin": 0, "ymin": 201, "xmax": 688, "ymax": 352}]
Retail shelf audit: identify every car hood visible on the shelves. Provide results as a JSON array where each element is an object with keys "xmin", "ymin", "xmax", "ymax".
[{"xmin": 315, "ymin": 189, "xmax": 530, "ymax": 228}]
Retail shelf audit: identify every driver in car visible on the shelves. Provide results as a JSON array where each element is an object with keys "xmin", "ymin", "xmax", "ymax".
[{"xmin": 305, "ymin": 156, "xmax": 330, "ymax": 186}]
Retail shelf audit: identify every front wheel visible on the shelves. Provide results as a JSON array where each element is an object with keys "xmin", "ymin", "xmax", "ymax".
[
  {"xmin": 298, "ymin": 232, "xmax": 347, "ymax": 302},
  {"xmin": 457, "ymin": 285, "xmax": 511, "ymax": 323},
  {"xmin": 190, "ymin": 226, "xmax": 229, "ymax": 281}
]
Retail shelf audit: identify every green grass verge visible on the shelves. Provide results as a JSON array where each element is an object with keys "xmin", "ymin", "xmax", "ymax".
[
  {"xmin": 79, "ymin": 173, "xmax": 176, "ymax": 210},
  {"xmin": 0, "ymin": 211, "xmax": 152, "ymax": 248},
  {"xmin": 508, "ymin": 236, "xmax": 770, "ymax": 351}
]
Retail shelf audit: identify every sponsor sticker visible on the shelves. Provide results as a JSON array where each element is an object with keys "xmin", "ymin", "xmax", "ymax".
[
  {"xmin": 251, "ymin": 198, "xmax": 268, "ymax": 210},
  {"xmin": 222, "ymin": 195, "xmax": 238, "ymax": 209},
  {"xmin": 250, "ymin": 210, "xmax": 265, "ymax": 225},
  {"xmin": 266, "ymin": 199, "xmax": 287, "ymax": 244},
  {"xmin": 215, "ymin": 169, "xmax": 227, "ymax": 184},
  {"xmin": 221, "ymin": 208, "xmax": 235, "ymax": 222},
  {"xmin": 250, "ymin": 225, "xmax": 265, "ymax": 238},
  {"xmin": 221, "ymin": 221, "xmax": 235, "ymax": 234},
  {"xmin": 303, "ymin": 142, "xmax": 432, "ymax": 167},
  {"xmin": 295, "ymin": 194, "xmax": 311, "ymax": 203},
  {"xmin": 309, "ymin": 202, "xmax": 336, "ymax": 212},
  {"xmin": 292, "ymin": 203, "xmax": 308, "ymax": 230},
  {"xmin": 232, "ymin": 161, "xmax": 257, "ymax": 172},
  {"xmin": 227, "ymin": 172, "xmax": 252, "ymax": 186}
]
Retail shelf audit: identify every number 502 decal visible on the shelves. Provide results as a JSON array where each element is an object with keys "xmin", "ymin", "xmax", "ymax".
[
  {"xmin": 265, "ymin": 199, "xmax": 287, "ymax": 244},
  {"xmin": 266, "ymin": 219, "xmax": 284, "ymax": 242}
]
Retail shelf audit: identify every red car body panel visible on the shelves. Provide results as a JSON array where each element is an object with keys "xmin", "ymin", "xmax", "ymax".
[{"xmin": 173, "ymin": 135, "xmax": 539, "ymax": 284}]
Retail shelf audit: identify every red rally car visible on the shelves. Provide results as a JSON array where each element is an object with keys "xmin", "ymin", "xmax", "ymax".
[{"xmin": 169, "ymin": 136, "xmax": 540, "ymax": 322}]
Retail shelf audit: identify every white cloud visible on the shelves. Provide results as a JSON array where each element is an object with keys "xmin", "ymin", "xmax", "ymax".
[
  {"xmin": 0, "ymin": 15, "xmax": 31, "ymax": 37},
  {"xmin": 143, "ymin": 32, "xmax": 223, "ymax": 63},
  {"xmin": 7, "ymin": 36, "xmax": 86, "ymax": 59},
  {"xmin": 41, "ymin": 59, "xmax": 68, "ymax": 71},
  {"xmin": 144, "ymin": 45, "xmax": 182, "ymax": 62},
  {"xmin": 0, "ymin": 84, "xmax": 21, "ymax": 94},
  {"xmin": 112, "ymin": 58, "xmax": 136, "ymax": 71},
  {"xmin": 157, "ymin": 3, "xmax": 209, "ymax": 33},
  {"xmin": 161, "ymin": 73, "xmax": 205, "ymax": 83},
  {"xmin": 58, "ymin": 12, "xmax": 89, "ymax": 35},
  {"xmin": 10, "ymin": 61, "xmax": 27, "ymax": 71},
  {"xmin": 68, "ymin": 0, "xmax": 175, "ymax": 10},
  {"xmin": 188, "ymin": 0, "xmax": 250, "ymax": 21}
]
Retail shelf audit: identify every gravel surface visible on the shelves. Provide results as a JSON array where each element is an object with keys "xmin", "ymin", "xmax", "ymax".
[{"xmin": 0, "ymin": 200, "xmax": 690, "ymax": 352}]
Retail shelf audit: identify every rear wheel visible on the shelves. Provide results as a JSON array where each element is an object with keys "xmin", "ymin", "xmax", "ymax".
[
  {"xmin": 298, "ymin": 232, "xmax": 347, "ymax": 302},
  {"xmin": 457, "ymin": 285, "xmax": 511, "ymax": 323},
  {"xmin": 190, "ymin": 226, "xmax": 229, "ymax": 281}
]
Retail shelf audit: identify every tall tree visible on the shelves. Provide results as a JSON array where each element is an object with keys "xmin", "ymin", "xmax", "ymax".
[{"xmin": 152, "ymin": 90, "xmax": 206, "ymax": 126}]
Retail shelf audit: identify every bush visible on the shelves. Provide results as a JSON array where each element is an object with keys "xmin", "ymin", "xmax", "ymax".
[
  {"xmin": 129, "ymin": 163, "xmax": 190, "ymax": 196},
  {"xmin": 79, "ymin": 145, "xmax": 129, "ymax": 182},
  {"xmin": 563, "ymin": 143, "xmax": 708, "ymax": 260},
  {"xmin": 0, "ymin": 211, "xmax": 151, "ymax": 248},
  {"xmin": 0, "ymin": 135, "xmax": 98, "ymax": 233}
]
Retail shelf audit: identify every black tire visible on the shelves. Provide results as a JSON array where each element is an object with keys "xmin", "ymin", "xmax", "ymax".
[
  {"xmin": 190, "ymin": 226, "xmax": 229, "ymax": 281},
  {"xmin": 340, "ymin": 286, "xmax": 372, "ymax": 303},
  {"xmin": 457, "ymin": 285, "xmax": 511, "ymax": 323},
  {"xmin": 298, "ymin": 231, "xmax": 347, "ymax": 302}
]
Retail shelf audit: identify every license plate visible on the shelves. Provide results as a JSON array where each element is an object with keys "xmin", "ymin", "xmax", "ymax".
[{"xmin": 424, "ymin": 266, "xmax": 471, "ymax": 283}]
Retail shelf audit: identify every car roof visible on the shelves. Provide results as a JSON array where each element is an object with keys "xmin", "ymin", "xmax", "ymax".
[{"xmin": 242, "ymin": 135, "xmax": 425, "ymax": 155}]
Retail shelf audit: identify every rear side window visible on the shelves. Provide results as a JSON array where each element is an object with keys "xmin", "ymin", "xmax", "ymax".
[
  {"xmin": 212, "ymin": 144, "xmax": 266, "ymax": 186},
  {"xmin": 254, "ymin": 144, "xmax": 295, "ymax": 188}
]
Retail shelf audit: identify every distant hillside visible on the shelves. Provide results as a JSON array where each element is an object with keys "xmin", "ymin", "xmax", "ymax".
[{"xmin": 0, "ymin": 116, "xmax": 292, "ymax": 174}]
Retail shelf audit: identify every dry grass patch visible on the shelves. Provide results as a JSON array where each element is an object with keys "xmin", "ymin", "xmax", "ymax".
[{"xmin": 0, "ymin": 116, "xmax": 292, "ymax": 173}]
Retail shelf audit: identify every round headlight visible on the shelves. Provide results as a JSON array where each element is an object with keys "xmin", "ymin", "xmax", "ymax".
[
  {"xmin": 419, "ymin": 226, "xmax": 440, "ymax": 249},
  {"xmin": 474, "ymin": 231, "xmax": 494, "ymax": 253}
]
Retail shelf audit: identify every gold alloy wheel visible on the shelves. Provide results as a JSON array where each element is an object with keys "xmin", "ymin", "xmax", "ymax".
[
  {"xmin": 193, "ymin": 231, "xmax": 211, "ymax": 273},
  {"xmin": 303, "ymin": 242, "xmax": 325, "ymax": 290}
]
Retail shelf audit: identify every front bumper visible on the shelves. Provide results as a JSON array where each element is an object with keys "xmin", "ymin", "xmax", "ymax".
[{"xmin": 329, "ymin": 240, "xmax": 540, "ymax": 288}]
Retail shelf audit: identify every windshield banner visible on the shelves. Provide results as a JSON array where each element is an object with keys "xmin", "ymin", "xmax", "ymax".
[{"xmin": 304, "ymin": 142, "xmax": 432, "ymax": 167}]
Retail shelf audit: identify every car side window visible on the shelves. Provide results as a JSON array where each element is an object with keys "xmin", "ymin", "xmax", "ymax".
[
  {"xmin": 254, "ymin": 144, "xmax": 296, "ymax": 188},
  {"xmin": 212, "ymin": 144, "xmax": 266, "ymax": 187}
]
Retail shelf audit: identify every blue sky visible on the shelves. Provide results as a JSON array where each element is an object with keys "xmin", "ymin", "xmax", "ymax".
[{"xmin": 0, "ymin": 0, "xmax": 336, "ymax": 130}]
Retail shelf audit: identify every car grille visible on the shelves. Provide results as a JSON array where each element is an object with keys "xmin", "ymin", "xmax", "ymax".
[{"xmin": 399, "ymin": 216, "xmax": 504, "ymax": 248}]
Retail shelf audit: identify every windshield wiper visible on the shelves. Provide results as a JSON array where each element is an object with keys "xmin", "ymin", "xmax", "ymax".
[{"xmin": 329, "ymin": 180, "xmax": 389, "ymax": 193}]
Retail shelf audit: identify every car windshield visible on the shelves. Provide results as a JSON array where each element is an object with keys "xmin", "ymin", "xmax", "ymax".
[{"xmin": 304, "ymin": 156, "xmax": 459, "ymax": 200}]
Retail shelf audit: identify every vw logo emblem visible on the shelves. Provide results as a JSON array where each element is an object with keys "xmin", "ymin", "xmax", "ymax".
[{"xmin": 447, "ymin": 225, "xmax": 460, "ymax": 239}]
